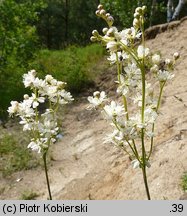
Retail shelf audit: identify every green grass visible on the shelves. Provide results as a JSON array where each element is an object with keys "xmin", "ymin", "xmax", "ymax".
[
  {"xmin": 31, "ymin": 44, "xmax": 105, "ymax": 93},
  {"xmin": 20, "ymin": 190, "xmax": 39, "ymax": 200},
  {"xmin": 0, "ymin": 134, "xmax": 39, "ymax": 177},
  {"xmin": 181, "ymin": 172, "xmax": 187, "ymax": 192}
]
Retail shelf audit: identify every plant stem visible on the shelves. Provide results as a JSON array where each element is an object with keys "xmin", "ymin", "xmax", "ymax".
[
  {"xmin": 116, "ymin": 52, "xmax": 129, "ymax": 120},
  {"xmin": 148, "ymin": 82, "xmax": 165, "ymax": 159},
  {"xmin": 43, "ymin": 152, "xmax": 52, "ymax": 200},
  {"xmin": 141, "ymin": 165, "xmax": 151, "ymax": 200},
  {"xmin": 140, "ymin": 15, "xmax": 151, "ymax": 200}
]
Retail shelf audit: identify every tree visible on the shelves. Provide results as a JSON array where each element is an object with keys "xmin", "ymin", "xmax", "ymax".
[
  {"xmin": 100, "ymin": 0, "xmax": 168, "ymax": 27},
  {"xmin": 37, "ymin": 0, "xmax": 102, "ymax": 49},
  {"xmin": 0, "ymin": 0, "xmax": 44, "ymax": 118}
]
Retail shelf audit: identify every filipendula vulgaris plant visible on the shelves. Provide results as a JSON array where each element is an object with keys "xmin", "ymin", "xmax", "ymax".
[
  {"xmin": 8, "ymin": 70, "xmax": 73, "ymax": 200},
  {"xmin": 88, "ymin": 4, "xmax": 179, "ymax": 200}
]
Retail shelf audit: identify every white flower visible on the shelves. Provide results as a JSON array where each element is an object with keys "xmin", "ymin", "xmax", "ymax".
[
  {"xmin": 124, "ymin": 62, "xmax": 141, "ymax": 81},
  {"xmin": 131, "ymin": 159, "xmax": 140, "ymax": 169},
  {"xmin": 38, "ymin": 113, "xmax": 59, "ymax": 138},
  {"xmin": 45, "ymin": 74, "xmax": 54, "ymax": 82},
  {"xmin": 106, "ymin": 41, "xmax": 118, "ymax": 52},
  {"xmin": 146, "ymin": 131, "xmax": 154, "ymax": 138},
  {"xmin": 150, "ymin": 64, "xmax": 159, "ymax": 73},
  {"xmin": 137, "ymin": 45, "xmax": 150, "ymax": 59},
  {"xmin": 57, "ymin": 81, "xmax": 66, "ymax": 89},
  {"xmin": 28, "ymin": 140, "xmax": 41, "ymax": 153},
  {"xmin": 131, "ymin": 113, "xmax": 145, "ymax": 129},
  {"xmin": 47, "ymin": 86, "xmax": 58, "ymax": 97},
  {"xmin": 103, "ymin": 101, "xmax": 125, "ymax": 119},
  {"xmin": 165, "ymin": 58, "xmax": 172, "ymax": 65},
  {"xmin": 59, "ymin": 89, "xmax": 74, "ymax": 104},
  {"xmin": 157, "ymin": 70, "xmax": 174, "ymax": 82},
  {"xmin": 144, "ymin": 107, "xmax": 158, "ymax": 124},
  {"xmin": 107, "ymin": 52, "xmax": 118, "ymax": 64},
  {"xmin": 88, "ymin": 91, "xmax": 107, "ymax": 109},
  {"xmin": 120, "ymin": 27, "xmax": 141, "ymax": 42},
  {"xmin": 133, "ymin": 92, "xmax": 142, "ymax": 107},
  {"xmin": 19, "ymin": 117, "xmax": 34, "ymax": 131},
  {"xmin": 173, "ymin": 52, "xmax": 180, "ymax": 60},
  {"xmin": 104, "ymin": 129, "xmax": 119, "ymax": 144},
  {"xmin": 104, "ymin": 129, "xmax": 129, "ymax": 148},
  {"xmin": 23, "ymin": 122, "xmax": 34, "ymax": 131},
  {"xmin": 116, "ymin": 75, "xmax": 129, "ymax": 96},
  {"xmin": 107, "ymin": 51, "xmax": 129, "ymax": 64},
  {"xmin": 9, "ymin": 69, "xmax": 73, "ymax": 155},
  {"xmin": 19, "ymin": 100, "xmax": 35, "ymax": 117},
  {"xmin": 28, "ymin": 138, "xmax": 48, "ymax": 154},
  {"xmin": 8, "ymin": 101, "xmax": 20, "ymax": 115},
  {"xmin": 28, "ymin": 93, "xmax": 45, "ymax": 108},
  {"xmin": 23, "ymin": 70, "xmax": 36, "ymax": 87},
  {"xmin": 152, "ymin": 54, "xmax": 161, "ymax": 65}
]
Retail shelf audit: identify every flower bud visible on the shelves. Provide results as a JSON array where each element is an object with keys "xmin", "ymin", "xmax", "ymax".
[
  {"xmin": 97, "ymin": 4, "xmax": 103, "ymax": 10},
  {"xmin": 30, "ymin": 69, "xmax": 36, "ymax": 76},
  {"xmin": 107, "ymin": 16, "xmax": 114, "ymax": 26},
  {"xmin": 165, "ymin": 58, "xmax": 172, "ymax": 66},
  {"xmin": 57, "ymin": 81, "xmax": 66, "ymax": 89},
  {"xmin": 95, "ymin": 10, "xmax": 100, "ymax": 16},
  {"xmin": 93, "ymin": 91, "xmax": 100, "ymax": 98},
  {"xmin": 152, "ymin": 54, "xmax": 161, "ymax": 65},
  {"xmin": 135, "ymin": 7, "xmax": 142, "ymax": 14},
  {"xmin": 102, "ymin": 27, "xmax": 108, "ymax": 35},
  {"xmin": 173, "ymin": 52, "xmax": 180, "ymax": 60},
  {"xmin": 106, "ymin": 28, "xmax": 114, "ymax": 36},
  {"xmin": 134, "ymin": 12, "xmax": 140, "ymax": 19},
  {"xmin": 45, "ymin": 74, "xmax": 53, "ymax": 82},
  {"xmin": 133, "ymin": 18, "xmax": 139, "ymax": 28},
  {"xmin": 100, "ymin": 9, "xmax": 106, "ymax": 16},
  {"xmin": 106, "ymin": 13, "xmax": 111, "ymax": 18},
  {"xmin": 150, "ymin": 65, "xmax": 159, "ymax": 73},
  {"xmin": 24, "ymin": 94, "xmax": 29, "ymax": 100},
  {"xmin": 126, "ymin": 28, "xmax": 132, "ymax": 35},
  {"xmin": 142, "ymin": 6, "xmax": 147, "ymax": 13},
  {"xmin": 92, "ymin": 30, "xmax": 99, "ymax": 37},
  {"xmin": 90, "ymin": 36, "xmax": 97, "ymax": 42}
]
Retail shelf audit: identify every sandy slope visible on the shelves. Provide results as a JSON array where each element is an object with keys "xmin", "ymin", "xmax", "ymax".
[{"xmin": 1, "ymin": 19, "xmax": 187, "ymax": 200}]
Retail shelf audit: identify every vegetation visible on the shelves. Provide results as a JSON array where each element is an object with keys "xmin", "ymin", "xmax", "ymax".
[
  {"xmin": 36, "ymin": 0, "xmax": 102, "ymax": 48},
  {"xmin": 31, "ymin": 44, "xmax": 104, "ymax": 93},
  {"xmin": 0, "ymin": 134, "xmax": 39, "ymax": 177},
  {"xmin": 0, "ymin": 0, "xmax": 44, "ymax": 118},
  {"xmin": 100, "ymin": 0, "xmax": 164, "ymax": 27},
  {"xmin": 1, "ymin": 0, "xmax": 186, "ymax": 119},
  {"xmin": 20, "ymin": 190, "xmax": 39, "ymax": 200},
  {"xmin": 181, "ymin": 172, "xmax": 187, "ymax": 192}
]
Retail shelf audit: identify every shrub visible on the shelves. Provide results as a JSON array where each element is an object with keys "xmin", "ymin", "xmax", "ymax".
[
  {"xmin": 31, "ymin": 44, "xmax": 104, "ymax": 93},
  {"xmin": 0, "ymin": 134, "xmax": 39, "ymax": 177}
]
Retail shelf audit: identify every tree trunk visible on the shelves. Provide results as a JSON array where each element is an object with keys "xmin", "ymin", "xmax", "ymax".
[
  {"xmin": 64, "ymin": 0, "xmax": 69, "ymax": 45},
  {"xmin": 150, "ymin": 0, "xmax": 157, "ymax": 26}
]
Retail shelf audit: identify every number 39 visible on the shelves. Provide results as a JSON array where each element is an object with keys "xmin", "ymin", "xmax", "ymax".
[{"xmin": 171, "ymin": 204, "xmax": 183, "ymax": 212}]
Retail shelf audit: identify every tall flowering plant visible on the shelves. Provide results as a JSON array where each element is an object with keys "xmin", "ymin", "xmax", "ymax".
[
  {"xmin": 8, "ymin": 70, "xmax": 73, "ymax": 200},
  {"xmin": 88, "ymin": 5, "xmax": 179, "ymax": 199}
]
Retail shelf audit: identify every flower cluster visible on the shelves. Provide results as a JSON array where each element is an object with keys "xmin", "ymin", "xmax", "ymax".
[
  {"xmin": 8, "ymin": 70, "xmax": 73, "ymax": 154},
  {"xmin": 88, "ymin": 4, "xmax": 179, "ymax": 169}
]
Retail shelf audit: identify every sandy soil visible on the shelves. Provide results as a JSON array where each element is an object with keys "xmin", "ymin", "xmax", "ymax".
[{"xmin": 1, "ymin": 19, "xmax": 187, "ymax": 200}]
